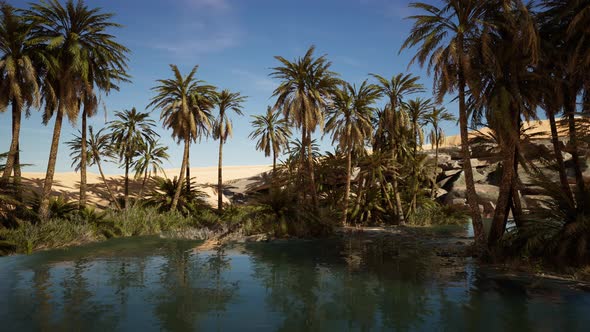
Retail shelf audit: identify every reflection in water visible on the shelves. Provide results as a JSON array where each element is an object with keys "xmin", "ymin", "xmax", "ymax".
[{"xmin": 0, "ymin": 235, "xmax": 589, "ymax": 331}]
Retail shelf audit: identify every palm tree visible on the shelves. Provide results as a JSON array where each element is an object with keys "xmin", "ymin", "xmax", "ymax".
[
  {"xmin": 370, "ymin": 73, "xmax": 423, "ymax": 223},
  {"xmin": 405, "ymin": 98, "xmax": 433, "ymax": 217},
  {"xmin": 0, "ymin": 3, "xmax": 40, "ymax": 188},
  {"xmin": 249, "ymin": 106, "xmax": 292, "ymax": 175},
  {"xmin": 67, "ymin": 126, "xmax": 121, "ymax": 210},
  {"xmin": 271, "ymin": 45, "xmax": 341, "ymax": 209},
  {"xmin": 107, "ymin": 108, "xmax": 158, "ymax": 208},
  {"xmin": 401, "ymin": 0, "xmax": 488, "ymax": 247},
  {"xmin": 540, "ymin": 0, "xmax": 590, "ymax": 211},
  {"xmin": 78, "ymin": 68, "xmax": 129, "ymax": 209},
  {"xmin": 470, "ymin": 0, "xmax": 539, "ymax": 245},
  {"xmin": 24, "ymin": 0, "xmax": 129, "ymax": 220},
  {"xmin": 131, "ymin": 140, "xmax": 169, "ymax": 202},
  {"xmin": 424, "ymin": 107, "xmax": 455, "ymax": 198},
  {"xmin": 325, "ymin": 81, "xmax": 380, "ymax": 225},
  {"xmin": 148, "ymin": 64, "xmax": 215, "ymax": 211},
  {"xmin": 213, "ymin": 89, "xmax": 246, "ymax": 212}
]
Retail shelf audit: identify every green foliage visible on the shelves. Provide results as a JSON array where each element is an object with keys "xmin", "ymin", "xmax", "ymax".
[
  {"xmin": 407, "ymin": 202, "xmax": 469, "ymax": 226},
  {"xmin": 501, "ymin": 171, "xmax": 590, "ymax": 266}
]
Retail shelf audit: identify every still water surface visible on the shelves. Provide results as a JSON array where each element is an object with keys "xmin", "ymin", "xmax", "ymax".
[{"xmin": 0, "ymin": 231, "xmax": 589, "ymax": 331}]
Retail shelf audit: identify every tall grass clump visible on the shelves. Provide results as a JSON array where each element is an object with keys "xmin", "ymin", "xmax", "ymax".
[{"xmin": 407, "ymin": 202, "xmax": 469, "ymax": 226}]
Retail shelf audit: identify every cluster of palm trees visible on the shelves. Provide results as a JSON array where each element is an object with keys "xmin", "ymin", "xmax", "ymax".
[
  {"xmin": 402, "ymin": 0, "xmax": 590, "ymax": 252},
  {"xmin": 2, "ymin": 0, "xmax": 590, "ymax": 257},
  {"xmin": 0, "ymin": 0, "xmax": 129, "ymax": 221},
  {"xmin": 246, "ymin": 46, "xmax": 455, "ymax": 227}
]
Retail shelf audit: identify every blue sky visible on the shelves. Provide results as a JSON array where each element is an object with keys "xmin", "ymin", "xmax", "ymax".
[{"xmin": 0, "ymin": 0, "xmax": 456, "ymax": 174}]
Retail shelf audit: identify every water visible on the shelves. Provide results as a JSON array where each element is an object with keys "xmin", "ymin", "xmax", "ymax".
[{"xmin": 0, "ymin": 233, "xmax": 589, "ymax": 331}]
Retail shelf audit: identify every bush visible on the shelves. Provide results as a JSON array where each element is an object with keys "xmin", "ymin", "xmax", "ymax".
[{"xmin": 407, "ymin": 203, "xmax": 469, "ymax": 226}]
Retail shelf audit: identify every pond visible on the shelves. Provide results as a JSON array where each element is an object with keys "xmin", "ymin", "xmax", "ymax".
[{"xmin": 0, "ymin": 230, "xmax": 589, "ymax": 331}]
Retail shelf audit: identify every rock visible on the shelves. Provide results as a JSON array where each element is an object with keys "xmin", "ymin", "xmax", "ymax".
[
  {"xmin": 440, "ymin": 159, "xmax": 461, "ymax": 171},
  {"xmin": 450, "ymin": 198, "xmax": 467, "ymax": 206},
  {"xmin": 245, "ymin": 234, "xmax": 269, "ymax": 242},
  {"xmin": 522, "ymin": 195, "xmax": 552, "ymax": 210},
  {"xmin": 434, "ymin": 187, "xmax": 448, "ymax": 198},
  {"xmin": 445, "ymin": 184, "xmax": 500, "ymax": 206},
  {"xmin": 470, "ymin": 158, "xmax": 491, "ymax": 168},
  {"xmin": 440, "ymin": 170, "xmax": 487, "ymax": 190}
]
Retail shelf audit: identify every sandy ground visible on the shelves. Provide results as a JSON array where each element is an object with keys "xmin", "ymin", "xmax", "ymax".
[
  {"xmin": 21, "ymin": 165, "xmax": 272, "ymax": 208},
  {"xmin": 423, "ymin": 118, "xmax": 563, "ymax": 150}
]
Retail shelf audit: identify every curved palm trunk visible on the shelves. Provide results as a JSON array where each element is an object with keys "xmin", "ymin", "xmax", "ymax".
[
  {"xmin": 548, "ymin": 110, "xmax": 574, "ymax": 205},
  {"xmin": 1, "ymin": 101, "xmax": 21, "ymax": 184},
  {"xmin": 94, "ymin": 152, "xmax": 122, "ymax": 210},
  {"xmin": 218, "ymin": 139, "xmax": 224, "ymax": 212},
  {"xmin": 39, "ymin": 103, "xmax": 65, "ymax": 221},
  {"xmin": 565, "ymin": 88, "xmax": 586, "ymax": 210},
  {"xmin": 171, "ymin": 138, "xmax": 190, "ymax": 211},
  {"xmin": 14, "ymin": 142, "xmax": 22, "ymax": 201},
  {"xmin": 134, "ymin": 169, "xmax": 149, "ymax": 207},
  {"xmin": 342, "ymin": 146, "xmax": 352, "ymax": 225},
  {"xmin": 390, "ymin": 110, "xmax": 404, "ymax": 223},
  {"xmin": 79, "ymin": 108, "xmax": 88, "ymax": 209},
  {"xmin": 458, "ymin": 71, "xmax": 485, "ymax": 247}
]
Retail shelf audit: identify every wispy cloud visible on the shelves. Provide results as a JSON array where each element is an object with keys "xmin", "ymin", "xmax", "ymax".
[
  {"xmin": 183, "ymin": 0, "xmax": 230, "ymax": 10},
  {"xmin": 150, "ymin": 0, "xmax": 242, "ymax": 57},
  {"xmin": 231, "ymin": 69, "xmax": 276, "ymax": 93},
  {"xmin": 153, "ymin": 32, "xmax": 239, "ymax": 56}
]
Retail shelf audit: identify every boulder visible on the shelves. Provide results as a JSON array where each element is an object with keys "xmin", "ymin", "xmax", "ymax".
[{"xmin": 444, "ymin": 184, "xmax": 500, "ymax": 206}]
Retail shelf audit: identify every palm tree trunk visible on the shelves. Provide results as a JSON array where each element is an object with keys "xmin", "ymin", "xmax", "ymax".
[
  {"xmin": 488, "ymin": 146, "xmax": 516, "ymax": 246},
  {"xmin": 218, "ymin": 139, "xmax": 224, "ymax": 212},
  {"xmin": 171, "ymin": 138, "xmax": 190, "ymax": 211},
  {"xmin": 124, "ymin": 156, "xmax": 130, "ymax": 209},
  {"xmin": 548, "ymin": 109, "xmax": 574, "ymax": 205},
  {"xmin": 137, "ymin": 169, "xmax": 149, "ymax": 203},
  {"xmin": 14, "ymin": 142, "xmax": 22, "ymax": 201},
  {"xmin": 343, "ymin": 147, "xmax": 352, "ymax": 225},
  {"xmin": 565, "ymin": 88, "xmax": 586, "ymax": 209},
  {"xmin": 95, "ymin": 152, "xmax": 121, "ymax": 210},
  {"xmin": 431, "ymin": 132, "xmax": 439, "ymax": 199},
  {"xmin": 39, "ymin": 103, "xmax": 65, "ymax": 221},
  {"xmin": 458, "ymin": 70, "xmax": 485, "ymax": 247},
  {"xmin": 306, "ymin": 129, "xmax": 319, "ymax": 210},
  {"xmin": 186, "ymin": 143, "xmax": 191, "ymax": 195},
  {"xmin": 1, "ymin": 100, "xmax": 21, "ymax": 184},
  {"xmin": 79, "ymin": 108, "xmax": 88, "ymax": 209}
]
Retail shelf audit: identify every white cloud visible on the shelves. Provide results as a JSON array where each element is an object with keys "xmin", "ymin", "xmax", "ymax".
[
  {"xmin": 231, "ymin": 69, "xmax": 276, "ymax": 93},
  {"xmin": 153, "ymin": 33, "xmax": 239, "ymax": 56},
  {"xmin": 184, "ymin": 0, "xmax": 230, "ymax": 10}
]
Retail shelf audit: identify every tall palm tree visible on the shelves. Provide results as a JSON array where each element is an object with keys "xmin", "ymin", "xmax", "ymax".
[
  {"xmin": 325, "ymin": 81, "xmax": 380, "ymax": 225},
  {"xmin": 0, "ymin": 3, "xmax": 40, "ymax": 188},
  {"xmin": 249, "ymin": 106, "xmax": 292, "ymax": 175},
  {"xmin": 107, "ymin": 108, "xmax": 158, "ymax": 208},
  {"xmin": 131, "ymin": 140, "xmax": 169, "ymax": 203},
  {"xmin": 24, "ymin": 0, "xmax": 129, "ymax": 220},
  {"xmin": 540, "ymin": 0, "xmax": 590, "ymax": 211},
  {"xmin": 148, "ymin": 64, "xmax": 215, "ymax": 211},
  {"xmin": 213, "ymin": 89, "xmax": 246, "ymax": 212},
  {"xmin": 424, "ymin": 106, "xmax": 455, "ymax": 198},
  {"xmin": 471, "ymin": 0, "xmax": 539, "ymax": 245},
  {"xmin": 401, "ymin": 0, "xmax": 488, "ymax": 247},
  {"xmin": 370, "ymin": 73, "xmax": 424, "ymax": 223},
  {"xmin": 271, "ymin": 45, "xmax": 341, "ymax": 209}
]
